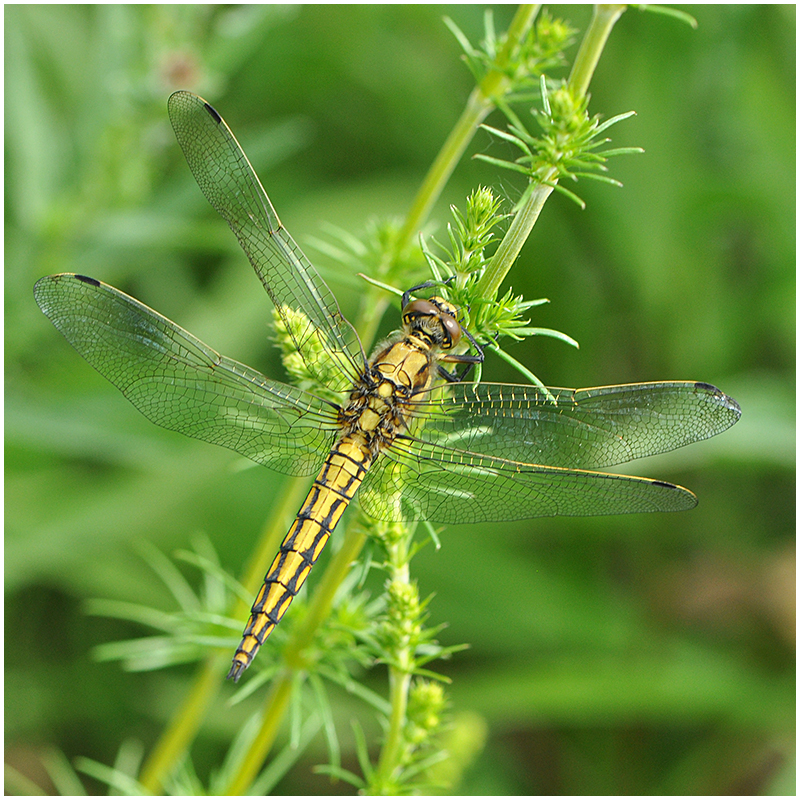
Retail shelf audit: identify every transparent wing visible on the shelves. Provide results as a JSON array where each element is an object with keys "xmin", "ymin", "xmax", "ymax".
[
  {"xmin": 34, "ymin": 274, "xmax": 339, "ymax": 476},
  {"xmin": 406, "ymin": 381, "xmax": 741, "ymax": 470},
  {"xmin": 359, "ymin": 380, "xmax": 740, "ymax": 523},
  {"xmin": 167, "ymin": 90, "xmax": 364, "ymax": 392},
  {"xmin": 359, "ymin": 436, "xmax": 698, "ymax": 524}
]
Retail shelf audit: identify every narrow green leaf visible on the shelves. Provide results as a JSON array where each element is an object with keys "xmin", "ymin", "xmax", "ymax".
[
  {"xmin": 74, "ymin": 757, "xmax": 149, "ymax": 796},
  {"xmin": 134, "ymin": 540, "xmax": 200, "ymax": 613},
  {"xmin": 250, "ymin": 714, "xmax": 324, "ymax": 796}
]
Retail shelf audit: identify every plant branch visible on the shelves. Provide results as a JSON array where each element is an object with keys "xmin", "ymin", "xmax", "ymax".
[
  {"xmin": 478, "ymin": 4, "xmax": 628, "ymax": 301},
  {"xmin": 568, "ymin": 5, "xmax": 627, "ymax": 99},
  {"xmin": 140, "ymin": 7, "xmax": 631, "ymax": 795},
  {"xmin": 394, "ymin": 5, "xmax": 540, "ymax": 259},
  {"xmin": 375, "ymin": 667, "xmax": 413, "ymax": 790},
  {"xmin": 139, "ymin": 651, "xmax": 229, "ymax": 793},
  {"xmin": 475, "ymin": 171, "xmax": 556, "ymax": 300}
]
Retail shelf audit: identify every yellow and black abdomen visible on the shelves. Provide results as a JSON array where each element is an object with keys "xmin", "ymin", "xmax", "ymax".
[
  {"xmin": 227, "ymin": 434, "xmax": 372, "ymax": 681},
  {"xmin": 228, "ymin": 337, "xmax": 437, "ymax": 681}
]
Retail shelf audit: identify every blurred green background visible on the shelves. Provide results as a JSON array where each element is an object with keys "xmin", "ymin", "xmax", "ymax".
[{"xmin": 5, "ymin": 5, "xmax": 794, "ymax": 795}]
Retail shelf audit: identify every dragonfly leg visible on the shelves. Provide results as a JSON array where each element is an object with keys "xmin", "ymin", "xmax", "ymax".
[
  {"xmin": 401, "ymin": 279, "xmax": 453, "ymax": 310},
  {"xmin": 436, "ymin": 353, "xmax": 483, "ymax": 383},
  {"xmin": 438, "ymin": 327, "xmax": 485, "ymax": 382}
]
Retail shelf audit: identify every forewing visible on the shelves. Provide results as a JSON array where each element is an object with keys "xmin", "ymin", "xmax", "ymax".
[
  {"xmin": 407, "ymin": 381, "xmax": 741, "ymax": 470},
  {"xmin": 34, "ymin": 274, "xmax": 339, "ymax": 476},
  {"xmin": 167, "ymin": 90, "xmax": 364, "ymax": 392},
  {"xmin": 359, "ymin": 436, "xmax": 697, "ymax": 524}
]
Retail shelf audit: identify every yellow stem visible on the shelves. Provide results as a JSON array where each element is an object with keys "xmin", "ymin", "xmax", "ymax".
[{"xmin": 139, "ymin": 651, "xmax": 228, "ymax": 792}]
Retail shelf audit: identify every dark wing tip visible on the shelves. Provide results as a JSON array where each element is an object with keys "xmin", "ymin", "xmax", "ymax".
[
  {"xmin": 651, "ymin": 480, "xmax": 698, "ymax": 511},
  {"xmin": 34, "ymin": 273, "xmax": 100, "ymax": 308},
  {"xmin": 651, "ymin": 479, "xmax": 677, "ymax": 489},
  {"xmin": 167, "ymin": 90, "xmax": 218, "ymax": 125},
  {"xmin": 203, "ymin": 101, "xmax": 222, "ymax": 124},
  {"xmin": 694, "ymin": 381, "xmax": 742, "ymax": 420}
]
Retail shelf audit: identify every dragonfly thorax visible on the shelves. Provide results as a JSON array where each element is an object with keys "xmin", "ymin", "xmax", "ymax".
[
  {"xmin": 401, "ymin": 297, "xmax": 461, "ymax": 352},
  {"xmin": 337, "ymin": 299, "xmax": 463, "ymax": 455}
]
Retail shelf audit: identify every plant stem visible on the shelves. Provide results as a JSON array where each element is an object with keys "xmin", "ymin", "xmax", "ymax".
[
  {"xmin": 568, "ymin": 5, "xmax": 627, "ymax": 99},
  {"xmin": 375, "ymin": 667, "xmax": 412, "ymax": 790},
  {"xmin": 353, "ymin": 289, "xmax": 391, "ymax": 356},
  {"xmin": 371, "ymin": 540, "xmax": 415, "ymax": 793},
  {"xmin": 139, "ymin": 651, "xmax": 229, "ymax": 793},
  {"xmin": 477, "ymin": 4, "xmax": 627, "ymax": 301},
  {"xmin": 142, "ymin": 7, "xmax": 631, "ymax": 794},
  {"xmin": 394, "ymin": 4, "xmax": 540, "ymax": 258},
  {"xmin": 224, "ymin": 670, "xmax": 294, "ymax": 797},
  {"xmin": 475, "ymin": 172, "xmax": 556, "ymax": 300}
]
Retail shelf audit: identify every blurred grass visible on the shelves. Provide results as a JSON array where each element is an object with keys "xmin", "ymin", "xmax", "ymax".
[{"xmin": 5, "ymin": 4, "xmax": 794, "ymax": 795}]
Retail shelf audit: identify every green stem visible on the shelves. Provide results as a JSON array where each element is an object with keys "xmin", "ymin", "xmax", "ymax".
[
  {"xmin": 375, "ymin": 667, "xmax": 412, "ymax": 789},
  {"xmin": 394, "ymin": 4, "xmax": 540, "ymax": 258},
  {"xmin": 368, "ymin": 15, "xmax": 550, "ymax": 779},
  {"xmin": 222, "ymin": 522, "xmax": 368, "ymax": 795},
  {"xmin": 225, "ymin": 670, "xmax": 294, "ymax": 796},
  {"xmin": 477, "ymin": 4, "xmax": 627, "ymax": 302},
  {"xmin": 354, "ymin": 291, "xmax": 391, "ymax": 354},
  {"xmin": 371, "ymin": 541, "xmax": 414, "ymax": 792},
  {"xmin": 475, "ymin": 174, "xmax": 556, "ymax": 300},
  {"xmin": 139, "ymin": 651, "xmax": 229, "ymax": 793},
  {"xmin": 394, "ymin": 91, "xmax": 491, "ymax": 258},
  {"xmin": 568, "ymin": 5, "xmax": 627, "ymax": 99},
  {"xmin": 144, "ymin": 7, "xmax": 627, "ymax": 794}
]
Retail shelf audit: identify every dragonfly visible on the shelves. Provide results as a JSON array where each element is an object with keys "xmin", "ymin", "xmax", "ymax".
[{"xmin": 34, "ymin": 91, "xmax": 741, "ymax": 681}]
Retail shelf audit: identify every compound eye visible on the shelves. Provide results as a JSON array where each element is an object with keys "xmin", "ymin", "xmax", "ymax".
[
  {"xmin": 402, "ymin": 298, "xmax": 437, "ymax": 319},
  {"xmin": 441, "ymin": 314, "xmax": 461, "ymax": 349}
]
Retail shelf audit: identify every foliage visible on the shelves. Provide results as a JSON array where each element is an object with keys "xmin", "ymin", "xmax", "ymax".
[{"xmin": 5, "ymin": 4, "xmax": 794, "ymax": 797}]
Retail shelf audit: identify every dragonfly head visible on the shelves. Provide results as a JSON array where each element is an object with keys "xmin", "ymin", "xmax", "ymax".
[{"xmin": 401, "ymin": 296, "xmax": 461, "ymax": 351}]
